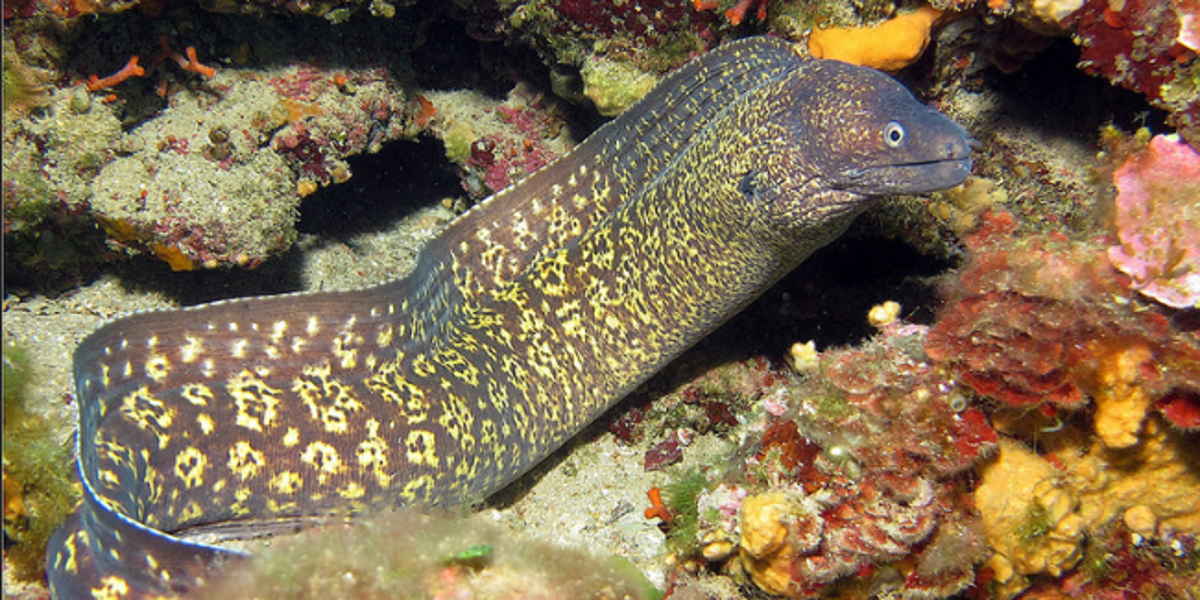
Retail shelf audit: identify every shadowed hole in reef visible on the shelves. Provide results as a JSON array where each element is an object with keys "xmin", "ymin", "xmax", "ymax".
[
  {"xmin": 297, "ymin": 136, "xmax": 463, "ymax": 238},
  {"xmin": 102, "ymin": 137, "xmax": 464, "ymax": 306},
  {"xmin": 982, "ymin": 37, "xmax": 1168, "ymax": 135}
]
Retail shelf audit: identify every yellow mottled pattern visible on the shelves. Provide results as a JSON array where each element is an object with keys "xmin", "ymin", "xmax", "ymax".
[{"xmin": 46, "ymin": 35, "xmax": 968, "ymax": 600}]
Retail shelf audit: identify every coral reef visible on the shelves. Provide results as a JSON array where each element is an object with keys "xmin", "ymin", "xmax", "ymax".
[
  {"xmin": 5, "ymin": 0, "xmax": 1200, "ymax": 598},
  {"xmin": 975, "ymin": 438, "xmax": 1086, "ymax": 590},
  {"xmin": 3, "ymin": 88, "xmax": 123, "ymax": 281},
  {"xmin": 425, "ymin": 85, "xmax": 575, "ymax": 199},
  {"xmin": 645, "ymin": 320, "xmax": 997, "ymax": 598},
  {"xmin": 924, "ymin": 207, "xmax": 1200, "ymax": 597},
  {"xmin": 1062, "ymin": 513, "xmax": 1199, "ymax": 598},
  {"xmin": 640, "ymin": 207, "xmax": 1200, "ymax": 598},
  {"xmin": 976, "ymin": 424, "xmax": 1200, "ymax": 598},
  {"xmin": 581, "ymin": 56, "xmax": 660, "ymax": 117},
  {"xmin": 480, "ymin": 0, "xmax": 713, "ymax": 78},
  {"xmin": 5, "ymin": 50, "xmax": 423, "ymax": 270},
  {"xmin": 3, "ymin": 8, "xmax": 434, "ymax": 273}
]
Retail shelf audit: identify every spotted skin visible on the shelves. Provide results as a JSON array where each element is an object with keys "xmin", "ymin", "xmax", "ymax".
[{"xmin": 45, "ymin": 37, "xmax": 972, "ymax": 599}]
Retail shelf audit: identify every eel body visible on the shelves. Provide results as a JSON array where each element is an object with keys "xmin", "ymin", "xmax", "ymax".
[{"xmin": 45, "ymin": 36, "xmax": 972, "ymax": 599}]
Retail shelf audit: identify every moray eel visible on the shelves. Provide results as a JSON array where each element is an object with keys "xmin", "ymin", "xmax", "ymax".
[{"xmin": 46, "ymin": 36, "xmax": 971, "ymax": 599}]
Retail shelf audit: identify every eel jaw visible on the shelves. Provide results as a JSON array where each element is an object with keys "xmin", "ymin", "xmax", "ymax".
[{"xmin": 833, "ymin": 155, "xmax": 974, "ymax": 196}]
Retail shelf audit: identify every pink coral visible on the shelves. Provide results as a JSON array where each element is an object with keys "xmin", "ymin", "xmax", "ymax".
[
  {"xmin": 464, "ymin": 99, "xmax": 564, "ymax": 197},
  {"xmin": 1107, "ymin": 134, "xmax": 1200, "ymax": 309}
]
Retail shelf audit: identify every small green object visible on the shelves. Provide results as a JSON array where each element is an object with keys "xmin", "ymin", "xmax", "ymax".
[
  {"xmin": 442, "ymin": 543, "xmax": 493, "ymax": 569},
  {"xmin": 661, "ymin": 469, "xmax": 707, "ymax": 555},
  {"xmin": 604, "ymin": 555, "xmax": 663, "ymax": 600},
  {"xmin": 1015, "ymin": 500, "xmax": 1053, "ymax": 546}
]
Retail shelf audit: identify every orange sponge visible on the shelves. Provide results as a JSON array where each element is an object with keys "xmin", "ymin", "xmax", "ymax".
[{"xmin": 808, "ymin": 5, "xmax": 943, "ymax": 72}]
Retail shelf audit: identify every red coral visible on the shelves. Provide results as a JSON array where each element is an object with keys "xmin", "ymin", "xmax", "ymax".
[
  {"xmin": 1064, "ymin": 0, "xmax": 1200, "ymax": 144},
  {"xmin": 693, "ymin": 0, "xmax": 771, "ymax": 25},
  {"xmin": 925, "ymin": 211, "xmax": 1200, "ymax": 412},
  {"xmin": 86, "ymin": 56, "xmax": 145, "ymax": 91},
  {"xmin": 644, "ymin": 487, "xmax": 675, "ymax": 524},
  {"xmin": 1157, "ymin": 390, "xmax": 1200, "ymax": 431},
  {"xmin": 925, "ymin": 292, "xmax": 1086, "ymax": 407}
]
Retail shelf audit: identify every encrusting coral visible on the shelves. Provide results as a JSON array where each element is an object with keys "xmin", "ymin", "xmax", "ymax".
[
  {"xmin": 923, "ymin": 200, "xmax": 1200, "ymax": 597},
  {"xmin": 976, "ymin": 423, "xmax": 1200, "ymax": 598}
]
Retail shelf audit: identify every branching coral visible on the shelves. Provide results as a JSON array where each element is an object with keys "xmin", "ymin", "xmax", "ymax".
[{"xmin": 85, "ymin": 55, "xmax": 144, "ymax": 91}]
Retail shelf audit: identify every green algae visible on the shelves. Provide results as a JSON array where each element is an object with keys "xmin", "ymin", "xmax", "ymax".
[
  {"xmin": 581, "ymin": 57, "xmax": 659, "ymax": 117},
  {"xmin": 660, "ymin": 468, "xmax": 708, "ymax": 557},
  {"xmin": 443, "ymin": 121, "xmax": 477, "ymax": 165},
  {"xmin": 2, "ymin": 338, "xmax": 80, "ymax": 582},
  {"xmin": 1014, "ymin": 499, "xmax": 1054, "ymax": 547}
]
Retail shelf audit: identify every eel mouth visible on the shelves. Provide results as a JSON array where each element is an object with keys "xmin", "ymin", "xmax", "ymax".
[{"xmin": 835, "ymin": 156, "xmax": 974, "ymax": 196}]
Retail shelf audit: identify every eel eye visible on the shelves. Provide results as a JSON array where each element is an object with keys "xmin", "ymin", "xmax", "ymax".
[{"xmin": 883, "ymin": 121, "xmax": 905, "ymax": 148}]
